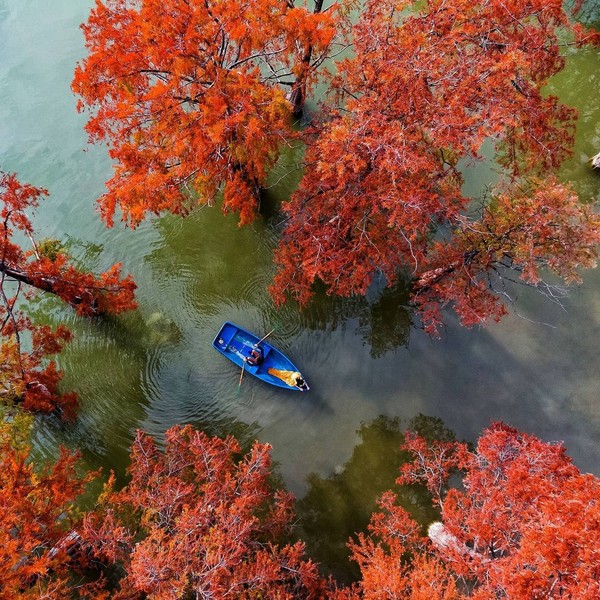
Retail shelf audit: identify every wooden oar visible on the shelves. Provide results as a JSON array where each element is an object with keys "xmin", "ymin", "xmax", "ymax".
[
  {"xmin": 254, "ymin": 329, "xmax": 275, "ymax": 347},
  {"xmin": 238, "ymin": 359, "xmax": 245, "ymax": 388}
]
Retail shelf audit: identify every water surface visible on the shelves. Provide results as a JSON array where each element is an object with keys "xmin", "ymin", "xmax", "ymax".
[{"xmin": 1, "ymin": 0, "xmax": 599, "ymax": 546}]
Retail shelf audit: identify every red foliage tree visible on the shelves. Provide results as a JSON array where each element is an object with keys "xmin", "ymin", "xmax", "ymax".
[
  {"xmin": 343, "ymin": 423, "xmax": 600, "ymax": 599},
  {"xmin": 72, "ymin": 0, "xmax": 338, "ymax": 227},
  {"xmin": 412, "ymin": 178, "xmax": 600, "ymax": 332},
  {"xmin": 0, "ymin": 170, "xmax": 136, "ymax": 417},
  {"xmin": 0, "ymin": 414, "xmax": 98, "ymax": 598},
  {"xmin": 80, "ymin": 425, "xmax": 326, "ymax": 599},
  {"xmin": 272, "ymin": 0, "xmax": 600, "ymax": 333}
]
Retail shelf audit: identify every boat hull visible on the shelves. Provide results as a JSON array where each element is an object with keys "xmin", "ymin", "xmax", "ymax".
[{"xmin": 212, "ymin": 322, "xmax": 309, "ymax": 391}]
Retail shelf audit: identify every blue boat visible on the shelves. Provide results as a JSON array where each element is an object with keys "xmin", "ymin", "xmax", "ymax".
[{"xmin": 212, "ymin": 322, "xmax": 309, "ymax": 392}]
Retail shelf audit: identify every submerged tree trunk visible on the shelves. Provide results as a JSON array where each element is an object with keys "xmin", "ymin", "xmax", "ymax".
[{"xmin": 290, "ymin": 0, "xmax": 325, "ymax": 117}]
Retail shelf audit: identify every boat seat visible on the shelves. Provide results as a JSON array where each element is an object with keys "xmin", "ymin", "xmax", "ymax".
[
  {"xmin": 217, "ymin": 327, "xmax": 236, "ymax": 350},
  {"xmin": 245, "ymin": 344, "xmax": 271, "ymax": 371}
]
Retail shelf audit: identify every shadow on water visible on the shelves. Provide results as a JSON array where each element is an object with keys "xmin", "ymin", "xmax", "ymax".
[
  {"xmin": 266, "ymin": 277, "xmax": 413, "ymax": 359},
  {"xmin": 144, "ymin": 201, "xmax": 414, "ymax": 359},
  {"xmin": 24, "ymin": 293, "xmax": 183, "ymax": 484},
  {"xmin": 295, "ymin": 414, "xmax": 457, "ymax": 584},
  {"xmin": 547, "ymin": 34, "xmax": 600, "ymax": 202}
]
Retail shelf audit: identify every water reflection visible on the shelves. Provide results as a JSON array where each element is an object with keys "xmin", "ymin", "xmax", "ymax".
[
  {"xmin": 296, "ymin": 414, "xmax": 456, "ymax": 583},
  {"xmin": 272, "ymin": 283, "xmax": 413, "ymax": 358},
  {"xmin": 548, "ymin": 47, "xmax": 600, "ymax": 202},
  {"xmin": 25, "ymin": 299, "xmax": 159, "ymax": 479},
  {"xmin": 357, "ymin": 281, "xmax": 413, "ymax": 357},
  {"xmin": 145, "ymin": 207, "xmax": 413, "ymax": 358}
]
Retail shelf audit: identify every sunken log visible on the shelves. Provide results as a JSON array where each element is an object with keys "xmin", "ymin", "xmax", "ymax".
[{"xmin": 592, "ymin": 152, "xmax": 600, "ymax": 170}]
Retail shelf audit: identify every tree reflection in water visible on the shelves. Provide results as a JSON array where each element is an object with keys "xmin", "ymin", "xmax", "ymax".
[{"xmin": 296, "ymin": 414, "xmax": 458, "ymax": 583}]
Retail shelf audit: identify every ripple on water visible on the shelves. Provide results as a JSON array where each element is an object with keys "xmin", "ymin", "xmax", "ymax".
[
  {"xmin": 142, "ymin": 347, "xmax": 163, "ymax": 404},
  {"xmin": 264, "ymin": 305, "xmax": 304, "ymax": 348},
  {"xmin": 238, "ymin": 272, "xmax": 272, "ymax": 305},
  {"xmin": 141, "ymin": 338, "xmax": 225, "ymax": 419}
]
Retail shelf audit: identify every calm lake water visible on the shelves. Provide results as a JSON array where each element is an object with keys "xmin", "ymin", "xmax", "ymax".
[{"xmin": 1, "ymin": 0, "xmax": 600, "ymax": 577}]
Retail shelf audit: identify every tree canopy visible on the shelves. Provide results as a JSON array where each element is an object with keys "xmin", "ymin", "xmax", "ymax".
[
  {"xmin": 271, "ymin": 0, "xmax": 600, "ymax": 333},
  {"xmin": 0, "ymin": 413, "xmax": 97, "ymax": 598},
  {"xmin": 73, "ymin": 0, "xmax": 339, "ymax": 226},
  {"xmin": 78, "ymin": 425, "xmax": 326, "ymax": 599},
  {"xmin": 73, "ymin": 0, "xmax": 600, "ymax": 331},
  {"xmin": 2, "ymin": 419, "xmax": 599, "ymax": 598},
  {"xmin": 0, "ymin": 169, "xmax": 136, "ymax": 417},
  {"xmin": 343, "ymin": 422, "xmax": 600, "ymax": 599}
]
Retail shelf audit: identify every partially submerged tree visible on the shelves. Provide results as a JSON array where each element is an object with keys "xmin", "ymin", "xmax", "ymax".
[
  {"xmin": 412, "ymin": 178, "xmax": 600, "ymax": 332},
  {"xmin": 341, "ymin": 423, "xmax": 600, "ymax": 599},
  {"xmin": 80, "ymin": 425, "xmax": 326, "ymax": 598},
  {"xmin": 0, "ymin": 170, "xmax": 136, "ymax": 417},
  {"xmin": 272, "ymin": 0, "xmax": 600, "ymax": 333},
  {"xmin": 0, "ymin": 413, "xmax": 98, "ymax": 598},
  {"xmin": 0, "ymin": 418, "xmax": 325, "ymax": 598},
  {"xmin": 72, "ymin": 0, "xmax": 339, "ymax": 226},
  {"xmin": 73, "ymin": 0, "xmax": 599, "ymax": 331},
  {"xmin": 2, "ymin": 412, "xmax": 599, "ymax": 598}
]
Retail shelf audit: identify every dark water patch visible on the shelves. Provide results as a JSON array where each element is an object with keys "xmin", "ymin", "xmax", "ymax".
[{"xmin": 296, "ymin": 414, "xmax": 456, "ymax": 583}]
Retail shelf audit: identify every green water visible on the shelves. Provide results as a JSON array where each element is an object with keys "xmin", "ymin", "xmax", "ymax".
[{"xmin": 1, "ymin": 0, "xmax": 600, "ymax": 579}]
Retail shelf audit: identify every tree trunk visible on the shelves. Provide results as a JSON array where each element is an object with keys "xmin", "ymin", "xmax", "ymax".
[
  {"xmin": 0, "ymin": 263, "xmax": 101, "ymax": 314},
  {"xmin": 2, "ymin": 263, "xmax": 59, "ymax": 295},
  {"xmin": 289, "ymin": 0, "xmax": 325, "ymax": 118}
]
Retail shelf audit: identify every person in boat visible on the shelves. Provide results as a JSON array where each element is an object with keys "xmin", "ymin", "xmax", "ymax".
[
  {"xmin": 245, "ymin": 345, "xmax": 263, "ymax": 366},
  {"xmin": 267, "ymin": 368, "xmax": 309, "ymax": 390},
  {"xmin": 294, "ymin": 375, "xmax": 309, "ymax": 391}
]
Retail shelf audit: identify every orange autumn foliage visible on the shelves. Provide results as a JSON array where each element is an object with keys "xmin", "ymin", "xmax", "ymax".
[
  {"xmin": 80, "ymin": 425, "xmax": 326, "ymax": 599},
  {"xmin": 1, "ymin": 419, "xmax": 599, "ymax": 598},
  {"xmin": 73, "ymin": 0, "xmax": 338, "ymax": 227},
  {"xmin": 413, "ymin": 178, "xmax": 600, "ymax": 333},
  {"xmin": 0, "ymin": 170, "xmax": 136, "ymax": 418},
  {"xmin": 343, "ymin": 423, "xmax": 600, "ymax": 599},
  {"xmin": 272, "ymin": 0, "xmax": 600, "ymax": 333},
  {"xmin": 72, "ymin": 0, "xmax": 599, "ymax": 331},
  {"xmin": 0, "ymin": 419, "xmax": 97, "ymax": 598}
]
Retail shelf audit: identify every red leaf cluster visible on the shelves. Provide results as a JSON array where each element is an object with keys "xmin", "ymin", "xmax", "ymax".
[
  {"xmin": 73, "ymin": 0, "xmax": 338, "ymax": 227},
  {"xmin": 81, "ymin": 425, "xmax": 326, "ymax": 599},
  {"xmin": 2, "ymin": 419, "xmax": 600, "ymax": 599},
  {"xmin": 0, "ymin": 421, "xmax": 96, "ymax": 598},
  {"xmin": 1, "ymin": 170, "xmax": 137, "ymax": 417},
  {"xmin": 271, "ymin": 0, "xmax": 599, "ymax": 332},
  {"xmin": 71, "ymin": 0, "xmax": 600, "ymax": 330},
  {"xmin": 413, "ymin": 178, "xmax": 600, "ymax": 333},
  {"xmin": 347, "ymin": 423, "xmax": 600, "ymax": 599}
]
